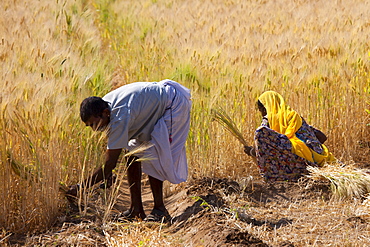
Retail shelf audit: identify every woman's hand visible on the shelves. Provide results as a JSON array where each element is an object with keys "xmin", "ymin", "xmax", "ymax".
[{"xmin": 244, "ymin": 146, "xmax": 255, "ymax": 157}]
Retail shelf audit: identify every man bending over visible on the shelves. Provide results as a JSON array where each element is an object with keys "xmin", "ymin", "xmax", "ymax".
[{"xmin": 67, "ymin": 79, "xmax": 191, "ymax": 222}]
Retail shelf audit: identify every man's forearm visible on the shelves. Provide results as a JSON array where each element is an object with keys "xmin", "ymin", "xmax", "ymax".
[
  {"xmin": 83, "ymin": 167, "xmax": 111, "ymax": 188},
  {"xmin": 83, "ymin": 148, "xmax": 122, "ymax": 188}
]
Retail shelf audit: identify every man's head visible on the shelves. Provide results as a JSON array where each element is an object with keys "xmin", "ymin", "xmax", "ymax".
[{"xmin": 80, "ymin": 96, "xmax": 111, "ymax": 131}]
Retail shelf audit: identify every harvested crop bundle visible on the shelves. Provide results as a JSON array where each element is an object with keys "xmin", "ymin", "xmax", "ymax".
[{"xmin": 307, "ymin": 163, "xmax": 370, "ymax": 199}]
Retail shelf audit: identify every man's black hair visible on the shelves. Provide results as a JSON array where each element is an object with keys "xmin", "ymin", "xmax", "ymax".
[{"xmin": 80, "ymin": 96, "xmax": 109, "ymax": 122}]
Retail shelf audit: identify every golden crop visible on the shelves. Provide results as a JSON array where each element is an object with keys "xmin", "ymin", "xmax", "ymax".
[{"xmin": 0, "ymin": 0, "xmax": 369, "ymax": 240}]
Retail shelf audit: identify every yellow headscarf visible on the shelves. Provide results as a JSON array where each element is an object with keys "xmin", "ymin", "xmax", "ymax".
[{"xmin": 258, "ymin": 91, "xmax": 335, "ymax": 165}]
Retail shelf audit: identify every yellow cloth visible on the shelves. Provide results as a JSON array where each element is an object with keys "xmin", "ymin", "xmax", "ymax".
[{"xmin": 258, "ymin": 91, "xmax": 335, "ymax": 165}]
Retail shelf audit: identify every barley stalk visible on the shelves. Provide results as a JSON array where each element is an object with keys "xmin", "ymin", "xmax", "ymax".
[{"xmin": 211, "ymin": 107, "xmax": 249, "ymax": 147}]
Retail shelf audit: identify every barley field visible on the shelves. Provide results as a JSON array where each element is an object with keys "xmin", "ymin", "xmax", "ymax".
[{"xmin": 0, "ymin": 0, "xmax": 369, "ymax": 245}]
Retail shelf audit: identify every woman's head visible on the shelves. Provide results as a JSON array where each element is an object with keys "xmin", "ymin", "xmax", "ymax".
[
  {"xmin": 257, "ymin": 91, "xmax": 302, "ymax": 138},
  {"xmin": 258, "ymin": 91, "xmax": 284, "ymax": 112},
  {"xmin": 257, "ymin": 99, "xmax": 267, "ymax": 117}
]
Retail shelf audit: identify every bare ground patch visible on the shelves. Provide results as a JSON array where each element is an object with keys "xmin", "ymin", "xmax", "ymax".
[{"xmin": 2, "ymin": 176, "xmax": 370, "ymax": 246}]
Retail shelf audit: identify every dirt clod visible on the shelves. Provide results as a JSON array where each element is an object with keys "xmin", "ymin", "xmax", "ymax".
[{"xmin": 225, "ymin": 230, "xmax": 270, "ymax": 246}]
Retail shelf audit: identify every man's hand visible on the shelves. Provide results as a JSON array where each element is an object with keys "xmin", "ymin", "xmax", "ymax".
[
  {"xmin": 65, "ymin": 149, "xmax": 122, "ymax": 200},
  {"xmin": 65, "ymin": 184, "xmax": 82, "ymax": 210},
  {"xmin": 66, "ymin": 184, "xmax": 79, "ymax": 198}
]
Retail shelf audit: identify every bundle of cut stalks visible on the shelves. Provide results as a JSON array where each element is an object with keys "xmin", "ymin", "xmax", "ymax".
[
  {"xmin": 211, "ymin": 107, "xmax": 249, "ymax": 147},
  {"xmin": 211, "ymin": 107, "xmax": 257, "ymax": 163},
  {"xmin": 307, "ymin": 163, "xmax": 370, "ymax": 199}
]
